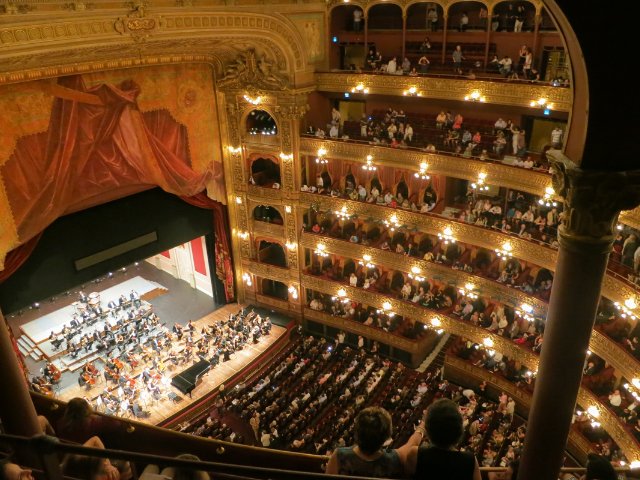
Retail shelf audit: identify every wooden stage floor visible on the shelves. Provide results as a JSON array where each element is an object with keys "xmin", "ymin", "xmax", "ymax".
[{"xmin": 56, "ymin": 303, "xmax": 287, "ymax": 426}]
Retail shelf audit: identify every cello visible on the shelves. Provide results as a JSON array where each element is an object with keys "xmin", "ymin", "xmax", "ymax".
[{"xmin": 47, "ymin": 363, "xmax": 62, "ymax": 383}]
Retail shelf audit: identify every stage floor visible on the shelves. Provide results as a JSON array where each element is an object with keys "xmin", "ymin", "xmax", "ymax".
[{"xmin": 56, "ymin": 303, "xmax": 288, "ymax": 425}]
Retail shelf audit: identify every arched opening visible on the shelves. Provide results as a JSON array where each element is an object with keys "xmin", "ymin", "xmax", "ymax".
[
  {"xmin": 250, "ymin": 157, "xmax": 281, "ymax": 187},
  {"xmin": 423, "ymin": 184, "xmax": 438, "ymax": 207},
  {"xmin": 253, "ymin": 205, "xmax": 284, "ymax": 224},
  {"xmin": 539, "ymin": 6, "xmax": 557, "ymax": 32},
  {"xmin": 368, "ymin": 4, "xmax": 403, "ymax": 30},
  {"xmin": 343, "ymin": 259, "xmax": 356, "ymax": 278},
  {"xmin": 396, "ymin": 179, "xmax": 409, "ymax": 203},
  {"xmin": 331, "ymin": 4, "xmax": 364, "ymax": 33},
  {"xmin": 406, "ymin": 2, "xmax": 444, "ymax": 31},
  {"xmin": 370, "ymin": 175, "xmax": 382, "ymax": 194},
  {"xmin": 260, "ymin": 279, "xmax": 289, "ymax": 301},
  {"xmin": 447, "ymin": 1, "xmax": 488, "ymax": 32},
  {"xmin": 321, "ymin": 171, "xmax": 333, "ymax": 190},
  {"xmin": 390, "ymin": 271, "xmax": 405, "ymax": 290},
  {"xmin": 330, "ymin": 5, "xmax": 367, "ymax": 70},
  {"xmin": 345, "ymin": 172, "xmax": 357, "ymax": 191},
  {"xmin": 493, "ymin": 0, "xmax": 535, "ymax": 33},
  {"xmin": 257, "ymin": 240, "xmax": 287, "ymax": 267},
  {"xmin": 246, "ymin": 109, "xmax": 278, "ymax": 136}
]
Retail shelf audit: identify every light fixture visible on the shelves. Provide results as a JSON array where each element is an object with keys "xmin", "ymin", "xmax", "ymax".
[
  {"xmin": 382, "ymin": 301, "xmax": 392, "ymax": 311},
  {"xmin": 242, "ymin": 272, "xmax": 253, "ymax": 287},
  {"xmin": 235, "ymin": 196, "xmax": 243, "ymax": 205},
  {"xmin": 438, "ymin": 226, "xmax": 456, "ymax": 245},
  {"xmin": 614, "ymin": 298, "xmax": 638, "ymax": 320},
  {"xmin": 458, "ymin": 282, "xmax": 478, "ymax": 300},
  {"xmin": 359, "ymin": 254, "xmax": 375, "ymax": 269},
  {"xmin": 243, "ymin": 94, "xmax": 261, "ymax": 105},
  {"xmin": 471, "ymin": 172, "xmax": 489, "ymax": 191},
  {"xmin": 285, "ymin": 205, "xmax": 292, "ymax": 214},
  {"xmin": 414, "ymin": 161, "xmax": 430, "ymax": 180},
  {"xmin": 530, "ymin": 97, "xmax": 554, "ymax": 110},
  {"xmin": 630, "ymin": 460, "xmax": 640, "ymax": 469},
  {"xmin": 288, "ymin": 285, "xmax": 299, "ymax": 300},
  {"xmin": 483, "ymin": 337, "xmax": 495, "ymax": 357},
  {"xmin": 538, "ymin": 186, "xmax": 558, "ymax": 207},
  {"xmin": 362, "ymin": 154, "xmax": 377, "ymax": 171},
  {"xmin": 332, "ymin": 288, "xmax": 350, "ymax": 304},
  {"xmin": 337, "ymin": 288, "xmax": 347, "ymax": 297},
  {"xmin": 495, "ymin": 242, "xmax": 513, "ymax": 259},
  {"xmin": 227, "ymin": 146, "xmax": 242, "ymax": 154},
  {"xmin": 237, "ymin": 231, "xmax": 249, "ymax": 240},
  {"xmin": 578, "ymin": 405, "xmax": 601, "ymax": 428},
  {"xmin": 464, "ymin": 90, "xmax": 486, "ymax": 102},
  {"xmin": 617, "ymin": 224, "xmax": 624, "ymax": 231},
  {"xmin": 430, "ymin": 317, "xmax": 442, "ymax": 328},
  {"xmin": 279, "ymin": 152, "xmax": 293, "ymax": 161},
  {"xmin": 516, "ymin": 303, "xmax": 534, "ymax": 322},
  {"xmin": 403, "ymin": 86, "xmax": 422, "ymax": 97},
  {"xmin": 623, "ymin": 379, "xmax": 640, "ymax": 401},
  {"xmin": 335, "ymin": 205, "xmax": 350, "ymax": 220},
  {"xmin": 383, "ymin": 213, "xmax": 400, "ymax": 232},
  {"xmin": 285, "ymin": 241, "xmax": 297, "ymax": 251},
  {"xmin": 351, "ymin": 83, "xmax": 370, "ymax": 94},
  {"xmin": 409, "ymin": 266, "xmax": 425, "ymax": 282},
  {"xmin": 316, "ymin": 147, "xmax": 328, "ymax": 165},
  {"xmin": 314, "ymin": 243, "xmax": 329, "ymax": 257}
]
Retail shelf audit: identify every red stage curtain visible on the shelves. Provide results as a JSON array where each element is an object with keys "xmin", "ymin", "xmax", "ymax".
[
  {"xmin": 180, "ymin": 193, "xmax": 235, "ymax": 303},
  {"xmin": 0, "ymin": 233, "xmax": 42, "ymax": 284},
  {"xmin": 1, "ymin": 75, "xmax": 210, "ymax": 261}
]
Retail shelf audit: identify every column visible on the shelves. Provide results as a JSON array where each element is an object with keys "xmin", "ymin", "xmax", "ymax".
[
  {"xmin": 363, "ymin": 12, "xmax": 368, "ymax": 62},
  {"xmin": 517, "ymin": 152, "xmax": 640, "ymax": 480},
  {"xmin": 532, "ymin": 13, "xmax": 541, "ymax": 60},
  {"xmin": 441, "ymin": 15, "xmax": 448, "ymax": 65},
  {"xmin": 0, "ymin": 311, "xmax": 42, "ymax": 437},
  {"xmin": 483, "ymin": 8, "xmax": 492, "ymax": 70},
  {"xmin": 401, "ymin": 13, "xmax": 407, "ymax": 61}
]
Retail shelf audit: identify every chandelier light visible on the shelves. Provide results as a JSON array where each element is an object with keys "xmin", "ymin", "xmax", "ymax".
[
  {"xmin": 384, "ymin": 213, "xmax": 400, "ymax": 232},
  {"xmin": 242, "ymin": 272, "xmax": 253, "ymax": 286},
  {"xmin": 409, "ymin": 266, "xmax": 425, "ymax": 282},
  {"xmin": 335, "ymin": 205, "xmax": 350, "ymax": 220},
  {"xmin": 332, "ymin": 288, "xmax": 350, "ymax": 304},
  {"xmin": 279, "ymin": 152, "xmax": 293, "ymax": 161},
  {"xmin": 516, "ymin": 303, "xmax": 534, "ymax": 322},
  {"xmin": 464, "ymin": 90, "xmax": 486, "ymax": 102},
  {"xmin": 414, "ymin": 161, "xmax": 430, "ymax": 180},
  {"xmin": 483, "ymin": 336, "xmax": 495, "ymax": 357},
  {"xmin": 314, "ymin": 243, "xmax": 329, "ymax": 257},
  {"xmin": 351, "ymin": 83, "xmax": 370, "ymax": 94},
  {"xmin": 538, "ymin": 186, "xmax": 558, "ymax": 207},
  {"xmin": 243, "ymin": 94, "xmax": 262, "ymax": 105},
  {"xmin": 288, "ymin": 285, "xmax": 299, "ymax": 300},
  {"xmin": 495, "ymin": 241, "xmax": 513, "ymax": 258},
  {"xmin": 438, "ymin": 226, "xmax": 456, "ymax": 245},
  {"xmin": 623, "ymin": 378, "xmax": 640, "ymax": 401},
  {"xmin": 362, "ymin": 154, "xmax": 377, "ymax": 171},
  {"xmin": 403, "ymin": 86, "xmax": 422, "ymax": 97},
  {"xmin": 285, "ymin": 241, "xmax": 297, "ymax": 251},
  {"xmin": 429, "ymin": 317, "xmax": 444, "ymax": 334},
  {"xmin": 235, "ymin": 196, "xmax": 243, "ymax": 204},
  {"xmin": 458, "ymin": 282, "xmax": 478, "ymax": 300},
  {"xmin": 237, "ymin": 231, "xmax": 249, "ymax": 240},
  {"xmin": 227, "ymin": 146, "xmax": 242, "ymax": 154},
  {"xmin": 614, "ymin": 298, "xmax": 638, "ymax": 319},
  {"xmin": 359, "ymin": 254, "xmax": 375, "ymax": 269},
  {"xmin": 576, "ymin": 405, "xmax": 601, "ymax": 428},
  {"xmin": 316, "ymin": 147, "xmax": 328, "ymax": 165},
  {"xmin": 471, "ymin": 172, "xmax": 489, "ymax": 191},
  {"xmin": 530, "ymin": 97, "xmax": 554, "ymax": 110}
]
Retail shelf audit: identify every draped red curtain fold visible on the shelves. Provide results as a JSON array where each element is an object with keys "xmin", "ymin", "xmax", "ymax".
[
  {"xmin": 180, "ymin": 193, "xmax": 236, "ymax": 303},
  {"xmin": 0, "ymin": 233, "xmax": 42, "ymax": 284}
]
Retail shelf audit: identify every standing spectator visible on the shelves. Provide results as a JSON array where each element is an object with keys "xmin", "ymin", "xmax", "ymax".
[
  {"xmin": 418, "ymin": 55, "xmax": 430, "ymax": 74},
  {"xmin": 550, "ymin": 126, "xmax": 563, "ymax": 147},
  {"xmin": 353, "ymin": 8, "xmax": 363, "ymax": 32},
  {"xmin": 360, "ymin": 113, "xmax": 369, "ymax": 137},
  {"xmin": 404, "ymin": 124, "xmax": 414, "ymax": 143},
  {"xmin": 517, "ymin": 45, "xmax": 527, "ymax": 75},
  {"xmin": 331, "ymin": 107, "xmax": 341, "ymax": 124},
  {"xmin": 387, "ymin": 56, "xmax": 398, "ymax": 74},
  {"xmin": 427, "ymin": 8, "xmax": 438, "ymax": 31},
  {"xmin": 523, "ymin": 48, "xmax": 533, "ymax": 79},
  {"xmin": 499, "ymin": 56, "xmax": 513, "ymax": 77},
  {"xmin": 452, "ymin": 45, "xmax": 465, "ymax": 74},
  {"xmin": 460, "ymin": 12, "xmax": 469, "ymax": 31},
  {"xmin": 402, "ymin": 57, "xmax": 411, "ymax": 73}
]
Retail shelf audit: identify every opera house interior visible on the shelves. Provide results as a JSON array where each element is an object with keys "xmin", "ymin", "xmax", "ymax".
[{"xmin": 0, "ymin": 0, "xmax": 639, "ymax": 479}]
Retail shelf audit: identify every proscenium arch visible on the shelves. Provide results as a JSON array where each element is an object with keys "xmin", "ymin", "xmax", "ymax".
[{"xmin": 0, "ymin": 12, "xmax": 309, "ymax": 86}]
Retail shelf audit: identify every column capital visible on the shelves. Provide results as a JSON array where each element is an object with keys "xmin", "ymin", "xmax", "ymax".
[{"xmin": 549, "ymin": 150, "xmax": 640, "ymax": 252}]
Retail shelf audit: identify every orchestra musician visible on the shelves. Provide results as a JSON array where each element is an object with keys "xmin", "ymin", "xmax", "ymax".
[
  {"xmin": 30, "ymin": 376, "xmax": 53, "ymax": 395},
  {"xmin": 44, "ymin": 362, "xmax": 62, "ymax": 383}
]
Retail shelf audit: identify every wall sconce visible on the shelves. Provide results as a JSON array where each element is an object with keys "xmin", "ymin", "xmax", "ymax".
[
  {"xmin": 285, "ymin": 205, "xmax": 292, "ymax": 214},
  {"xmin": 516, "ymin": 303, "xmax": 534, "ymax": 322},
  {"xmin": 623, "ymin": 378, "xmax": 640, "ymax": 401},
  {"xmin": 538, "ymin": 186, "xmax": 558, "ymax": 207},
  {"xmin": 471, "ymin": 172, "xmax": 489, "ymax": 191},
  {"xmin": 237, "ymin": 231, "xmax": 249, "ymax": 240},
  {"xmin": 530, "ymin": 97, "xmax": 554, "ymax": 110},
  {"xmin": 495, "ymin": 242, "xmax": 513, "ymax": 259},
  {"xmin": 414, "ymin": 161, "xmax": 430, "ymax": 180},
  {"xmin": 332, "ymin": 288, "xmax": 350, "ymax": 304},
  {"xmin": 335, "ymin": 205, "xmax": 350, "ymax": 220},
  {"xmin": 359, "ymin": 254, "xmax": 375, "ymax": 269},
  {"xmin": 438, "ymin": 226, "xmax": 456, "ymax": 245},
  {"xmin": 576, "ymin": 405, "xmax": 601, "ymax": 428},
  {"xmin": 242, "ymin": 272, "xmax": 253, "ymax": 287},
  {"xmin": 288, "ymin": 285, "xmax": 299, "ymax": 300},
  {"xmin": 614, "ymin": 298, "xmax": 638, "ymax": 320},
  {"xmin": 279, "ymin": 152, "xmax": 294, "ymax": 161},
  {"xmin": 384, "ymin": 213, "xmax": 400, "ymax": 232},
  {"xmin": 630, "ymin": 461, "xmax": 640, "ymax": 469},
  {"xmin": 483, "ymin": 337, "xmax": 495, "ymax": 356},
  {"xmin": 464, "ymin": 90, "xmax": 486, "ymax": 102},
  {"xmin": 458, "ymin": 282, "xmax": 478, "ymax": 300},
  {"xmin": 316, "ymin": 147, "xmax": 328, "ymax": 165},
  {"xmin": 403, "ymin": 86, "xmax": 422, "ymax": 97},
  {"xmin": 351, "ymin": 83, "xmax": 370, "ymax": 94},
  {"xmin": 362, "ymin": 154, "xmax": 377, "ymax": 171},
  {"xmin": 314, "ymin": 243, "xmax": 329, "ymax": 257},
  {"xmin": 243, "ymin": 94, "xmax": 262, "ymax": 105},
  {"xmin": 409, "ymin": 266, "xmax": 425, "ymax": 282},
  {"xmin": 227, "ymin": 146, "xmax": 242, "ymax": 154},
  {"xmin": 285, "ymin": 241, "xmax": 297, "ymax": 251},
  {"xmin": 235, "ymin": 196, "xmax": 243, "ymax": 205}
]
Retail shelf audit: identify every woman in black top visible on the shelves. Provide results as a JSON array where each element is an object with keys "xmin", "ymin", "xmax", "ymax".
[{"xmin": 405, "ymin": 399, "xmax": 481, "ymax": 480}]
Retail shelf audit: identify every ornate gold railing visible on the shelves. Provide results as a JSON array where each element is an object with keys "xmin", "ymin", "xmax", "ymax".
[
  {"xmin": 300, "ymin": 231, "xmax": 548, "ymax": 314},
  {"xmin": 298, "ymin": 192, "xmax": 637, "ymax": 311},
  {"xmin": 299, "ymin": 137, "xmax": 551, "ymax": 196},
  {"xmin": 304, "ymin": 307, "xmax": 419, "ymax": 353},
  {"xmin": 244, "ymin": 259, "xmax": 293, "ymax": 285},
  {"xmin": 620, "ymin": 207, "xmax": 640, "ymax": 232},
  {"xmin": 247, "ymin": 185, "xmax": 284, "ymax": 202},
  {"xmin": 251, "ymin": 220, "xmax": 286, "ymax": 240},
  {"xmin": 314, "ymin": 73, "xmax": 573, "ymax": 113}
]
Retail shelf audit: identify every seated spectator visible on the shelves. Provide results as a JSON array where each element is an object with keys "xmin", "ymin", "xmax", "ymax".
[
  {"xmin": 405, "ymin": 398, "xmax": 481, "ymax": 480},
  {"xmin": 140, "ymin": 454, "xmax": 210, "ymax": 480},
  {"xmin": 0, "ymin": 459, "xmax": 33, "ymax": 480},
  {"xmin": 57, "ymin": 397, "xmax": 120, "ymax": 444},
  {"xmin": 418, "ymin": 56, "xmax": 430, "ymax": 74},
  {"xmin": 325, "ymin": 406, "xmax": 422, "ymax": 477},
  {"xmin": 584, "ymin": 453, "xmax": 616, "ymax": 480}
]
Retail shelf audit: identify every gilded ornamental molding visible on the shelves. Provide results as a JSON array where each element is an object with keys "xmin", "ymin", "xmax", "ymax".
[
  {"xmin": 315, "ymin": 73, "xmax": 572, "ymax": 113},
  {"xmin": 299, "ymin": 138, "xmax": 552, "ymax": 197},
  {"xmin": 304, "ymin": 307, "xmax": 419, "ymax": 353},
  {"xmin": 247, "ymin": 185, "xmax": 283, "ymax": 202},
  {"xmin": 251, "ymin": 220, "xmax": 285, "ymax": 240},
  {"xmin": 245, "ymin": 260, "xmax": 292, "ymax": 285},
  {"xmin": 620, "ymin": 207, "xmax": 640, "ymax": 232},
  {"xmin": 299, "ymin": 232, "xmax": 548, "ymax": 314}
]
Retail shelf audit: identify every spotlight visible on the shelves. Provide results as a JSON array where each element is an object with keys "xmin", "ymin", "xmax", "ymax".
[
  {"xmin": 33, "ymin": 303, "xmax": 40, "ymax": 309},
  {"xmin": 134, "ymin": 262, "xmax": 139, "ymax": 266}
]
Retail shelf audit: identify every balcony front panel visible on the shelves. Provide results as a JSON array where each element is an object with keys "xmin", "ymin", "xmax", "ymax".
[
  {"xmin": 251, "ymin": 220, "xmax": 285, "ymax": 240},
  {"xmin": 315, "ymin": 72, "xmax": 572, "ymax": 113},
  {"xmin": 620, "ymin": 207, "xmax": 640, "ymax": 232},
  {"xmin": 299, "ymin": 137, "xmax": 552, "ymax": 197},
  {"xmin": 244, "ymin": 259, "xmax": 293, "ymax": 285}
]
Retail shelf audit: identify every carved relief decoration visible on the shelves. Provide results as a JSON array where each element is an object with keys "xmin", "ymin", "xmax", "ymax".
[{"xmin": 217, "ymin": 48, "xmax": 289, "ymax": 91}]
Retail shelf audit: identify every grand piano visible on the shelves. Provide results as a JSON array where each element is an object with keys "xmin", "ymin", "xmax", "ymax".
[{"xmin": 171, "ymin": 358, "xmax": 211, "ymax": 397}]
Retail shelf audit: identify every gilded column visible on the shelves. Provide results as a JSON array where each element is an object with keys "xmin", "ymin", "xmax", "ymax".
[{"xmin": 518, "ymin": 152, "xmax": 640, "ymax": 480}]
